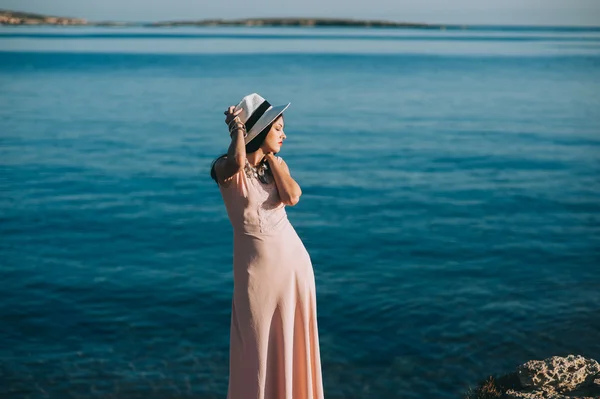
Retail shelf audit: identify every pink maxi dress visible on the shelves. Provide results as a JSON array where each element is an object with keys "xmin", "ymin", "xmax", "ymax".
[{"xmin": 219, "ymin": 156, "xmax": 324, "ymax": 399}]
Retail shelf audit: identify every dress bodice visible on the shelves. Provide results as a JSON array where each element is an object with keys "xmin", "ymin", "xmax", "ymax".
[{"xmin": 219, "ymin": 157, "xmax": 289, "ymax": 235}]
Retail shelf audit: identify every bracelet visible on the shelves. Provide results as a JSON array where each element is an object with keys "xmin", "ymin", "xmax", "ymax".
[
  {"xmin": 229, "ymin": 127, "xmax": 246, "ymax": 137},
  {"xmin": 229, "ymin": 120, "xmax": 245, "ymax": 129},
  {"xmin": 229, "ymin": 121, "xmax": 246, "ymax": 134},
  {"xmin": 229, "ymin": 120, "xmax": 247, "ymax": 134},
  {"xmin": 228, "ymin": 117, "xmax": 243, "ymax": 129}
]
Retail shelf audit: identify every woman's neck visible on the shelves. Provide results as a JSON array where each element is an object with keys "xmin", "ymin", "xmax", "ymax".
[{"xmin": 246, "ymin": 150, "xmax": 264, "ymax": 167}]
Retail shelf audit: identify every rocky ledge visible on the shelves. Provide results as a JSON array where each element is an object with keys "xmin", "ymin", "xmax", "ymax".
[{"xmin": 465, "ymin": 355, "xmax": 600, "ymax": 399}]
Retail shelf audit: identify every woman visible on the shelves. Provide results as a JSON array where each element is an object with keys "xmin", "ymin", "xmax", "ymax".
[{"xmin": 210, "ymin": 93, "xmax": 324, "ymax": 399}]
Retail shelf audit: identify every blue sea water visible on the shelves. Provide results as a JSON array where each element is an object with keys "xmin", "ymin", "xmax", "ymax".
[{"xmin": 1, "ymin": 26, "xmax": 599, "ymax": 398}]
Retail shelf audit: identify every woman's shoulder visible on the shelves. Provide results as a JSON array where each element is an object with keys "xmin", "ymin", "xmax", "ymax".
[
  {"xmin": 211, "ymin": 154, "xmax": 238, "ymax": 186},
  {"xmin": 215, "ymin": 154, "xmax": 228, "ymax": 164}
]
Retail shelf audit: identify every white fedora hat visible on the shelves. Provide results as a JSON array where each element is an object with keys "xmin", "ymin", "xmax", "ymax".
[{"xmin": 234, "ymin": 93, "xmax": 290, "ymax": 145}]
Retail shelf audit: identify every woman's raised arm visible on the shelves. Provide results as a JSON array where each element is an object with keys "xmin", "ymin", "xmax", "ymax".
[{"xmin": 215, "ymin": 106, "xmax": 246, "ymax": 183}]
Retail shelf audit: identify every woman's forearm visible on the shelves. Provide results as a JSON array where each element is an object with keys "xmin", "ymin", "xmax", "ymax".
[
  {"xmin": 267, "ymin": 155, "xmax": 302, "ymax": 205},
  {"xmin": 227, "ymin": 128, "xmax": 246, "ymax": 168}
]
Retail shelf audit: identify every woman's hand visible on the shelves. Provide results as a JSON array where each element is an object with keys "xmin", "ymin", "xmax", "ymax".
[
  {"xmin": 225, "ymin": 105, "xmax": 246, "ymax": 139},
  {"xmin": 263, "ymin": 152, "xmax": 276, "ymax": 164},
  {"xmin": 224, "ymin": 106, "xmax": 243, "ymax": 126},
  {"xmin": 214, "ymin": 106, "xmax": 247, "ymax": 185}
]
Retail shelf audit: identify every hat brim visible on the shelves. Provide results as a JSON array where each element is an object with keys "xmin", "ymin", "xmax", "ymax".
[{"xmin": 244, "ymin": 103, "xmax": 290, "ymax": 145}]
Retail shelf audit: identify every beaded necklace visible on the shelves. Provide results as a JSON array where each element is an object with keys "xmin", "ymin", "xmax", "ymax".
[{"xmin": 244, "ymin": 158, "xmax": 272, "ymax": 184}]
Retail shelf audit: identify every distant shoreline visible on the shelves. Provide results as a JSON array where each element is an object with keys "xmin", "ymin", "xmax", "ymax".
[
  {"xmin": 2, "ymin": 9, "xmax": 599, "ymax": 31},
  {"xmin": 0, "ymin": 9, "xmax": 458, "ymax": 29}
]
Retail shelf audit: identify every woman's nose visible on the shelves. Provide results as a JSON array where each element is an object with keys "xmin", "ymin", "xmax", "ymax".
[{"xmin": 282, "ymin": 131, "xmax": 286, "ymax": 139}]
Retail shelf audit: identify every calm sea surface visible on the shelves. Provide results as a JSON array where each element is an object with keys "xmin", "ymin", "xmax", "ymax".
[{"xmin": 1, "ymin": 26, "xmax": 599, "ymax": 398}]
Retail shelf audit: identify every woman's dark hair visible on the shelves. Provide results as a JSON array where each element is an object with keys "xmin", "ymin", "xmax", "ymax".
[{"xmin": 210, "ymin": 115, "xmax": 283, "ymax": 183}]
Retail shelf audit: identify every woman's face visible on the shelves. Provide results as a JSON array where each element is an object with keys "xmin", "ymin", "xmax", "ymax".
[{"xmin": 261, "ymin": 116, "xmax": 286, "ymax": 154}]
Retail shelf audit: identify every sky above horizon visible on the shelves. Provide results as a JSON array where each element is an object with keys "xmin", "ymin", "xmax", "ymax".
[{"xmin": 2, "ymin": 0, "xmax": 599, "ymax": 26}]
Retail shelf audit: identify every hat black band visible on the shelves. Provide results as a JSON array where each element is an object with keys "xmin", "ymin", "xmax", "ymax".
[{"xmin": 245, "ymin": 100, "xmax": 271, "ymax": 132}]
